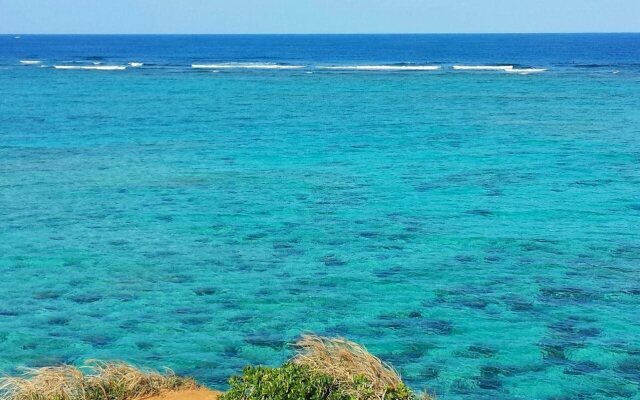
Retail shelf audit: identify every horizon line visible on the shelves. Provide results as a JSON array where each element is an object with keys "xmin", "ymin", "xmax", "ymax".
[{"xmin": 4, "ymin": 31, "xmax": 640, "ymax": 36}]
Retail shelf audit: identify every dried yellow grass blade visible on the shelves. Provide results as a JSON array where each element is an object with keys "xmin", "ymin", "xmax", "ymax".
[
  {"xmin": 291, "ymin": 334, "xmax": 408, "ymax": 400},
  {"xmin": 0, "ymin": 361, "xmax": 196, "ymax": 400}
]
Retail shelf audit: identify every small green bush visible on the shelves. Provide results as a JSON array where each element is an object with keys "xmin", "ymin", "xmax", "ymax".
[
  {"xmin": 221, "ymin": 364, "xmax": 347, "ymax": 400},
  {"xmin": 221, "ymin": 363, "xmax": 420, "ymax": 400}
]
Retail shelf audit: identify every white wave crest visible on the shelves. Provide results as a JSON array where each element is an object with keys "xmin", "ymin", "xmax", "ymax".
[
  {"xmin": 128, "ymin": 62, "xmax": 144, "ymax": 67},
  {"xmin": 504, "ymin": 68, "xmax": 547, "ymax": 75},
  {"xmin": 54, "ymin": 65, "xmax": 126, "ymax": 71},
  {"xmin": 321, "ymin": 65, "xmax": 441, "ymax": 71},
  {"xmin": 453, "ymin": 65, "xmax": 514, "ymax": 71},
  {"xmin": 20, "ymin": 60, "xmax": 42, "ymax": 65},
  {"xmin": 192, "ymin": 63, "xmax": 304, "ymax": 70}
]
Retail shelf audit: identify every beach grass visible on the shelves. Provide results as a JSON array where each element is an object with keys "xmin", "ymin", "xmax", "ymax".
[
  {"xmin": 291, "ymin": 334, "xmax": 425, "ymax": 400},
  {"xmin": 0, "ymin": 361, "xmax": 197, "ymax": 400}
]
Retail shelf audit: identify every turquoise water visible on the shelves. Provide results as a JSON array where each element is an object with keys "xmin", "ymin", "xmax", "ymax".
[{"xmin": 2, "ymin": 35, "xmax": 640, "ymax": 399}]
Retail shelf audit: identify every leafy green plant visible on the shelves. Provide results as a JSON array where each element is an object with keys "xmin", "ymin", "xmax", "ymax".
[
  {"xmin": 221, "ymin": 363, "xmax": 424, "ymax": 400},
  {"xmin": 222, "ymin": 363, "xmax": 348, "ymax": 400}
]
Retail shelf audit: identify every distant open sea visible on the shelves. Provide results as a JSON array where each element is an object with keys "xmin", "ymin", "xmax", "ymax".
[{"xmin": 1, "ymin": 34, "xmax": 639, "ymax": 399}]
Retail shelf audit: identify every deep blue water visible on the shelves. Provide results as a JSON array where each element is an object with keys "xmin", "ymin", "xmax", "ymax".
[
  {"xmin": 2, "ymin": 33, "xmax": 640, "ymax": 69},
  {"xmin": 1, "ymin": 34, "xmax": 640, "ymax": 399}
]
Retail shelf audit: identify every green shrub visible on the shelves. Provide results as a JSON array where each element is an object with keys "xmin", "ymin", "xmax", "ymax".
[
  {"xmin": 221, "ymin": 363, "xmax": 421, "ymax": 400},
  {"xmin": 221, "ymin": 364, "xmax": 347, "ymax": 400}
]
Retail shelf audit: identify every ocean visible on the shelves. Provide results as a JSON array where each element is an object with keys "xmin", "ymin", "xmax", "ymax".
[{"xmin": 1, "ymin": 34, "xmax": 639, "ymax": 399}]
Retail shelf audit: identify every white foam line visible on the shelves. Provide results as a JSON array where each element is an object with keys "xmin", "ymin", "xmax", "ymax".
[
  {"xmin": 20, "ymin": 60, "xmax": 42, "ymax": 65},
  {"xmin": 453, "ymin": 65, "xmax": 514, "ymax": 71},
  {"xmin": 128, "ymin": 62, "xmax": 144, "ymax": 67},
  {"xmin": 192, "ymin": 63, "xmax": 304, "ymax": 70},
  {"xmin": 504, "ymin": 68, "xmax": 547, "ymax": 75},
  {"xmin": 321, "ymin": 65, "xmax": 441, "ymax": 71},
  {"xmin": 54, "ymin": 65, "xmax": 126, "ymax": 71}
]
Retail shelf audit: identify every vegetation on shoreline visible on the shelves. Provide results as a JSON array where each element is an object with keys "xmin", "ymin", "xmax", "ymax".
[
  {"xmin": 0, "ymin": 361, "xmax": 196, "ymax": 400},
  {"xmin": 223, "ymin": 335, "xmax": 429, "ymax": 400},
  {"xmin": 292, "ymin": 335, "xmax": 417, "ymax": 400},
  {"xmin": 1, "ymin": 335, "xmax": 431, "ymax": 400}
]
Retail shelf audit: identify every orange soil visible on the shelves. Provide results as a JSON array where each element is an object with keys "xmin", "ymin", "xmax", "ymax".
[{"xmin": 145, "ymin": 388, "xmax": 223, "ymax": 400}]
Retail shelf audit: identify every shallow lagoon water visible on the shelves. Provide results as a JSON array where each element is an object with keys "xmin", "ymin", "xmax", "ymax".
[{"xmin": 1, "ymin": 35, "xmax": 640, "ymax": 399}]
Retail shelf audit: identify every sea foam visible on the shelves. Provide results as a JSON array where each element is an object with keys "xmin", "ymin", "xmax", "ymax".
[
  {"xmin": 128, "ymin": 62, "xmax": 144, "ymax": 67},
  {"xmin": 504, "ymin": 68, "xmax": 547, "ymax": 75},
  {"xmin": 192, "ymin": 63, "xmax": 304, "ymax": 70},
  {"xmin": 321, "ymin": 65, "xmax": 441, "ymax": 71},
  {"xmin": 453, "ymin": 65, "xmax": 514, "ymax": 71},
  {"xmin": 20, "ymin": 60, "xmax": 42, "ymax": 65},
  {"xmin": 54, "ymin": 65, "xmax": 127, "ymax": 71}
]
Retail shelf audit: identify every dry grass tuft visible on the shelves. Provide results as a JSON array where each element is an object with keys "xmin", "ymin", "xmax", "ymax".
[
  {"xmin": 0, "ymin": 360, "xmax": 197, "ymax": 400},
  {"xmin": 292, "ymin": 334, "xmax": 428, "ymax": 400}
]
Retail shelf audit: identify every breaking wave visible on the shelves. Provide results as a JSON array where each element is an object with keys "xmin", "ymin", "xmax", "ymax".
[
  {"xmin": 192, "ymin": 63, "xmax": 304, "ymax": 70},
  {"xmin": 54, "ymin": 65, "xmax": 127, "ymax": 71}
]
